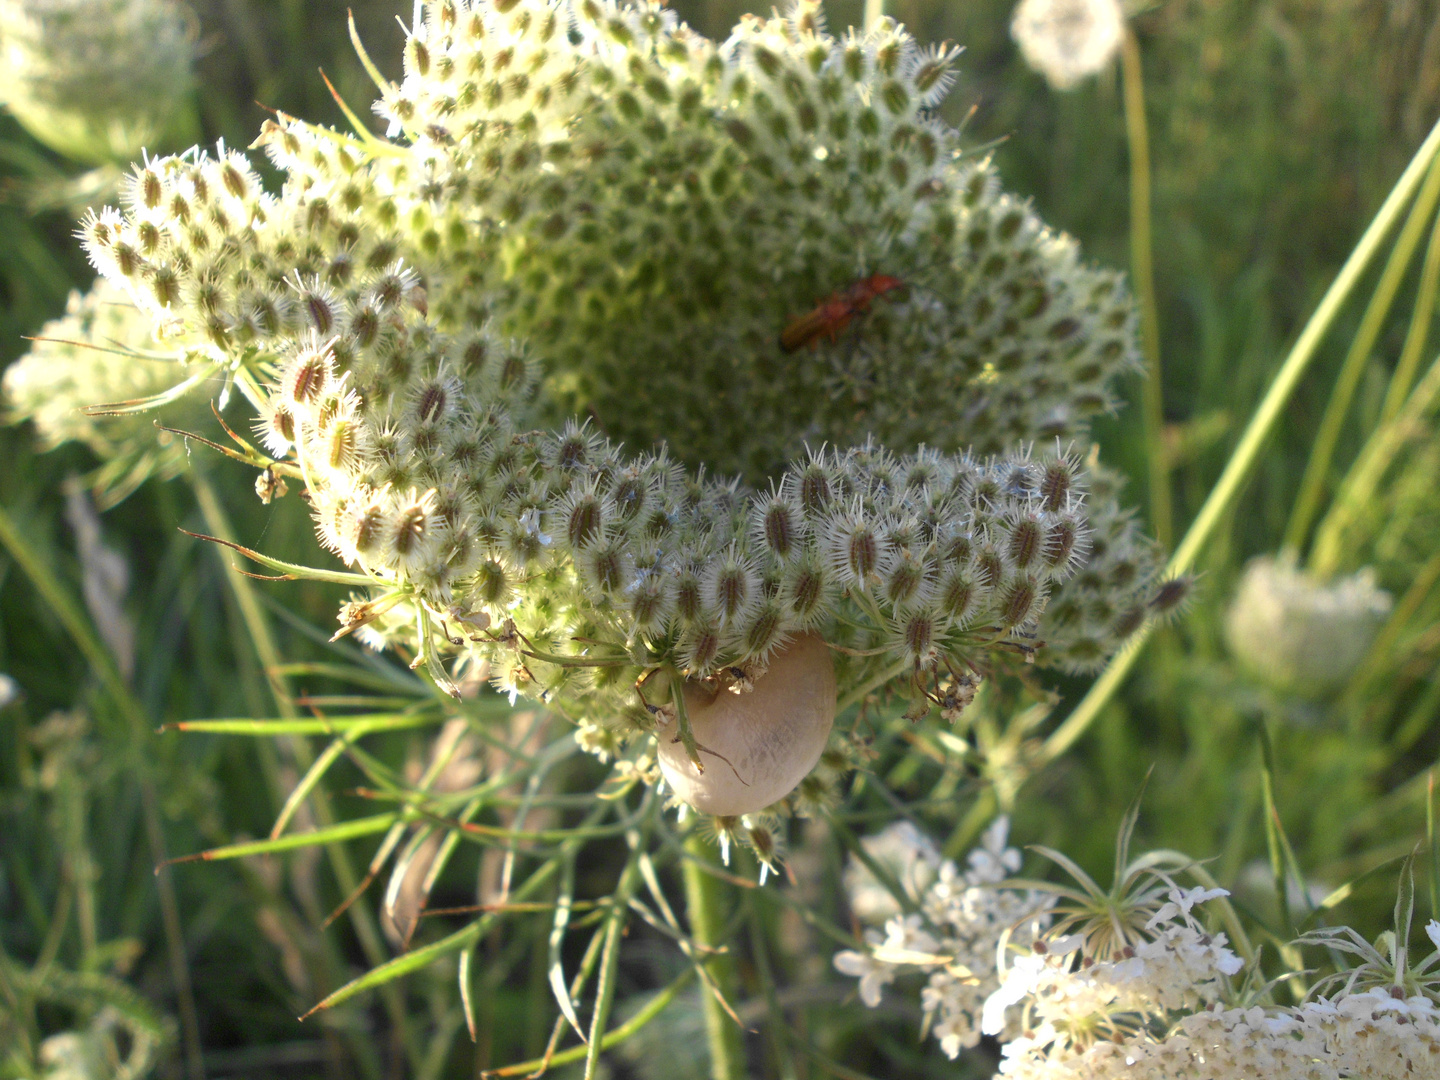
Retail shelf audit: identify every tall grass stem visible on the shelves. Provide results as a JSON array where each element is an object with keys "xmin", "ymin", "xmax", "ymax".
[
  {"xmin": 1383, "ymin": 208, "xmax": 1440, "ymax": 423},
  {"xmin": 1284, "ymin": 152, "xmax": 1440, "ymax": 556},
  {"xmin": 1041, "ymin": 114, "xmax": 1440, "ymax": 765},
  {"xmin": 1121, "ymin": 26, "xmax": 1170, "ymax": 550}
]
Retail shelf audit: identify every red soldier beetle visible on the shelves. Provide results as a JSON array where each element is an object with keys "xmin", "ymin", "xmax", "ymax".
[{"xmin": 779, "ymin": 273, "xmax": 906, "ymax": 353}]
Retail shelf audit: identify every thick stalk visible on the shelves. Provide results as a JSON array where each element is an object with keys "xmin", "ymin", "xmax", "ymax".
[
  {"xmin": 1121, "ymin": 26, "xmax": 1171, "ymax": 550},
  {"xmin": 1040, "ymin": 114, "xmax": 1440, "ymax": 765},
  {"xmin": 682, "ymin": 834, "xmax": 746, "ymax": 1080}
]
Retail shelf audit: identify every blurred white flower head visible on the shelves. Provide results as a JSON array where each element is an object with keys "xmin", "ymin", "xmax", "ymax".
[
  {"xmin": 1224, "ymin": 555, "xmax": 1392, "ymax": 698},
  {"xmin": 1011, "ymin": 0, "xmax": 1125, "ymax": 90},
  {"xmin": 0, "ymin": 0, "xmax": 195, "ymax": 163},
  {"xmin": 841, "ymin": 821, "xmax": 943, "ymax": 924}
]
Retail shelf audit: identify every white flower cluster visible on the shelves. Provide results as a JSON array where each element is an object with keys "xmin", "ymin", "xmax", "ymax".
[
  {"xmin": 986, "ymin": 885, "xmax": 1440, "ymax": 1079},
  {"xmin": 0, "ymin": 0, "xmax": 195, "ymax": 163},
  {"xmin": 1010, "ymin": 0, "xmax": 1125, "ymax": 91},
  {"xmin": 839, "ymin": 823, "xmax": 1440, "ymax": 1076},
  {"xmin": 1224, "ymin": 554, "xmax": 1392, "ymax": 698},
  {"xmin": 2, "ymin": 276, "xmax": 207, "ymax": 504},
  {"xmin": 984, "ymin": 884, "xmax": 1245, "ymax": 1073},
  {"xmin": 834, "ymin": 817, "xmax": 1053, "ymax": 1058}
]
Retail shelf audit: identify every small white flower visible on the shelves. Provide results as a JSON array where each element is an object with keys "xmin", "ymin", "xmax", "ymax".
[
  {"xmin": 982, "ymin": 952, "xmax": 1046, "ymax": 1034},
  {"xmin": 1011, "ymin": 0, "xmax": 1125, "ymax": 91},
  {"xmin": 1146, "ymin": 884, "xmax": 1229, "ymax": 929},
  {"xmin": 518, "ymin": 508, "xmax": 552, "ymax": 546},
  {"xmin": 834, "ymin": 948, "xmax": 895, "ymax": 1008}
]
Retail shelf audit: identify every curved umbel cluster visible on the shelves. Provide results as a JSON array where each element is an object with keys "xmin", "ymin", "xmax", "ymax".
[
  {"xmin": 257, "ymin": 313, "xmax": 1109, "ymax": 714},
  {"xmin": 372, "ymin": 0, "xmax": 1141, "ymax": 479},
  {"xmin": 75, "ymin": 0, "xmax": 1180, "ymax": 823}
]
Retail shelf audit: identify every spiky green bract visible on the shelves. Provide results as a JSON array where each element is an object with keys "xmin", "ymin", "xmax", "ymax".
[
  {"xmin": 2, "ymin": 277, "xmax": 210, "ymax": 505},
  {"xmin": 373, "ymin": 0, "xmax": 1140, "ymax": 479},
  {"xmin": 1037, "ymin": 460, "xmax": 1171, "ymax": 673}
]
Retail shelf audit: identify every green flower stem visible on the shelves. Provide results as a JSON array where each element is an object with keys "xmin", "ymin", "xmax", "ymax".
[
  {"xmin": 1121, "ymin": 25, "xmax": 1171, "ymax": 550},
  {"xmin": 0, "ymin": 504, "xmax": 206, "ymax": 1080},
  {"xmin": 1284, "ymin": 150, "xmax": 1440, "ymax": 556},
  {"xmin": 482, "ymin": 968, "xmax": 697, "ymax": 1078},
  {"xmin": 863, "ymin": 0, "xmax": 886, "ymax": 33},
  {"xmin": 683, "ymin": 833, "xmax": 746, "ymax": 1080},
  {"xmin": 583, "ymin": 800, "xmax": 655, "ymax": 1080},
  {"xmin": 1040, "ymin": 113, "xmax": 1440, "ymax": 766}
]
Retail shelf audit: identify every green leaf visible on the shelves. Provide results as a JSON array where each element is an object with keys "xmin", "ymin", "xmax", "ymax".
[
  {"xmin": 178, "ymin": 528, "xmax": 377, "ymax": 585},
  {"xmin": 304, "ymin": 855, "xmax": 563, "ymax": 1016},
  {"xmin": 168, "ymin": 813, "xmax": 399, "ymax": 864},
  {"xmin": 304, "ymin": 919, "xmax": 483, "ymax": 1020},
  {"xmin": 169, "ymin": 712, "xmax": 442, "ymax": 735}
]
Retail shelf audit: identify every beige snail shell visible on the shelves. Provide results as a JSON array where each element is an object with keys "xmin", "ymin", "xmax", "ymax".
[{"xmin": 656, "ymin": 633, "xmax": 837, "ymax": 816}]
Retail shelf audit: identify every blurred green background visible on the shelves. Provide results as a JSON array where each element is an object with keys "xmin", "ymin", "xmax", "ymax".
[{"xmin": 4, "ymin": 0, "xmax": 1440, "ymax": 1075}]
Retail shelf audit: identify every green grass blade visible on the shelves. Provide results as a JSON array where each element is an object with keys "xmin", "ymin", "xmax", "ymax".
[
  {"xmin": 304, "ymin": 855, "xmax": 563, "ymax": 1017},
  {"xmin": 1041, "ymin": 112, "xmax": 1440, "ymax": 765},
  {"xmin": 1430, "ymin": 773, "xmax": 1440, "ymax": 920},
  {"xmin": 1299, "ymin": 854, "xmax": 1410, "ymax": 931},
  {"xmin": 1258, "ymin": 725, "xmax": 1314, "ymax": 931},
  {"xmin": 168, "ymin": 813, "xmax": 400, "ymax": 864},
  {"xmin": 304, "ymin": 919, "xmax": 483, "ymax": 1021},
  {"xmin": 1309, "ymin": 353, "xmax": 1440, "ymax": 575},
  {"xmin": 272, "ymin": 734, "xmax": 355, "ymax": 839},
  {"xmin": 481, "ymin": 968, "xmax": 697, "ymax": 1078},
  {"xmin": 822, "ymin": 808, "xmax": 919, "ymax": 915},
  {"xmin": 168, "ymin": 713, "xmax": 442, "ymax": 735},
  {"xmin": 1286, "ymin": 151, "xmax": 1440, "ymax": 555},
  {"xmin": 1384, "ymin": 195, "xmax": 1440, "ymax": 422}
]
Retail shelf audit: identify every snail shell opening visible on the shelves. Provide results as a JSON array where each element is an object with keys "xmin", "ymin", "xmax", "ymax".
[{"xmin": 656, "ymin": 633, "xmax": 837, "ymax": 816}]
